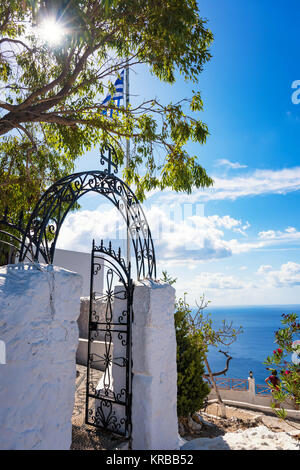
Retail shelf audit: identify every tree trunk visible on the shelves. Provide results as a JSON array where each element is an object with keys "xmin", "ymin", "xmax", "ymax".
[{"xmin": 204, "ymin": 357, "xmax": 226, "ymax": 418}]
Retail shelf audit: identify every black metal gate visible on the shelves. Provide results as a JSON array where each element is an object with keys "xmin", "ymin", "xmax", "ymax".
[
  {"xmin": 0, "ymin": 142, "xmax": 156, "ymax": 440},
  {"xmin": 85, "ymin": 239, "xmax": 133, "ymax": 438}
]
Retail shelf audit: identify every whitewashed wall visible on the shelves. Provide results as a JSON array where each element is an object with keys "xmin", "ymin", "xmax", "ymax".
[
  {"xmin": 131, "ymin": 280, "xmax": 179, "ymax": 450},
  {"xmin": 76, "ymin": 297, "xmax": 107, "ymax": 370},
  {"xmin": 54, "ymin": 248, "xmax": 103, "ymax": 296},
  {"xmin": 0, "ymin": 262, "xmax": 179, "ymax": 450},
  {"xmin": 0, "ymin": 263, "xmax": 82, "ymax": 450}
]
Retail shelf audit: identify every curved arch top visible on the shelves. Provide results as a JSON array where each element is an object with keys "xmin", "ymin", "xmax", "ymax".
[{"xmin": 19, "ymin": 155, "xmax": 157, "ymax": 279}]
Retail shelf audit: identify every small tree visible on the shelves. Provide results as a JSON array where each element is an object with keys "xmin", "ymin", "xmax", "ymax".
[
  {"xmin": 161, "ymin": 271, "xmax": 210, "ymax": 418},
  {"xmin": 175, "ymin": 298, "xmax": 211, "ymax": 418},
  {"xmin": 187, "ymin": 295, "xmax": 243, "ymax": 412},
  {"xmin": 264, "ymin": 313, "xmax": 300, "ymax": 419},
  {"xmin": 161, "ymin": 271, "xmax": 243, "ymax": 419}
]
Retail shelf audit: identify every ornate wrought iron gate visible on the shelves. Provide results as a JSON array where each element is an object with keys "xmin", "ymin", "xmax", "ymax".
[
  {"xmin": 85, "ymin": 240, "xmax": 133, "ymax": 438},
  {"xmin": 0, "ymin": 142, "xmax": 156, "ymax": 439}
]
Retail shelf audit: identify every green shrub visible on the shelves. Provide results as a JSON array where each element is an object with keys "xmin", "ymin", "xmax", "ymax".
[{"xmin": 175, "ymin": 299, "xmax": 211, "ymax": 417}]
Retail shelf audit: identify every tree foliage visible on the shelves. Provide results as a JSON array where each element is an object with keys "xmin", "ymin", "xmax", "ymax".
[
  {"xmin": 175, "ymin": 298, "xmax": 210, "ymax": 417},
  {"xmin": 0, "ymin": 0, "xmax": 214, "ymax": 218}
]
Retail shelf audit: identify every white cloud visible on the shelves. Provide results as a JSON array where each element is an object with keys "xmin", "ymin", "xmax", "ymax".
[
  {"xmin": 257, "ymin": 262, "xmax": 300, "ymax": 287},
  {"xmin": 156, "ymin": 167, "xmax": 300, "ymax": 204},
  {"xmin": 215, "ymin": 159, "xmax": 248, "ymax": 169},
  {"xmin": 56, "ymin": 205, "xmax": 126, "ymax": 252},
  {"xmin": 258, "ymin": 227, "xmax": 300, "ymax": 242},
  {"xmin": 188, "ymin": 272, "xmax": 249, "ymax": 290},
  {"xmin": 56, "ymin": 198, "xmax": 300, "ymax": 269},
  {"xmin": 56, "ymin": 204, "xmax": 259, "ymax": 262},
  {"xmin": 157, "ymin": 259, "xmax": 199, "ymax": 270},
  {"xmin": 257, "ymin": 265, "xmax": 273, "ymax": 275},
  {"xmin": 239, "ymin": 266, "xmax": 248, "ymax": 271},
  {"xmin": 149, "ymin": 210, "xmax": 260, "ymax": 262},
  {"xmin": 172, "ymin": 271, "xmax": 253, "ymax": 306}
]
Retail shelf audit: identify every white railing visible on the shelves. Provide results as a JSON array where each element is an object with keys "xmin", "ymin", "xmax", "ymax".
[
  {"xmin": 211, "ymin": 377, "xmax": 249, "ymax": 391},
  {"xmin": 207, "ymin": 376, "xmax": 300, "ymax": 419}
]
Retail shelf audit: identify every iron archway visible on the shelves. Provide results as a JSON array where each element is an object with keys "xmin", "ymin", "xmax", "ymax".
[{"xmin": 14, "ymin": 143, "xmax": 156, "ymax": 279}]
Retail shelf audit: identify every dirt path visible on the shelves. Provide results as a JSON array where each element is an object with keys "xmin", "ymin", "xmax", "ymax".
[
  {"xmin": 205, "ymin": 403, "xmax": 300, "ymax": 433},
  {"xmin": 180, "ymin": 403, "xmax": 300, "ymax": 441}
]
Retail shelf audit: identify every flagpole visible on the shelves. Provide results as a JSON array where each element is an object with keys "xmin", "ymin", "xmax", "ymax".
[{"xmin": 125, "ymin": 63, "xmax": 131, "ymax": 267}]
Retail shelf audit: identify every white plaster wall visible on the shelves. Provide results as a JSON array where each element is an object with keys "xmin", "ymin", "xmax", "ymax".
[
  {"xmin": 54, "ymin": 248, "xmax": 102, "ymax": 296},
  {"xmin": 76, "ymin": 297, "xmax": 107, "ymax": 370},
  {"xmin": 0, "ymin": 263, "xmax": 82, "ymax": 450},
  {"xmin": 131, "ymin": 280, "xmax": 179, "ymax": 450}
]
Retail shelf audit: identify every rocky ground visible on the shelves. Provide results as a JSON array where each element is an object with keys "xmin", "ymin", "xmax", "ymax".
[
  {"xmin": 180, "ymin": 404, "xmax": 300, "ymax": 439},
  {"xmin": 179, "ymin": 403, "xmax": 300, "ymax": 450},
  {"xmin": 181, "ymin": 425, "xmax": 300, "ymax": 451},
  {"xmin": 71, "ymin": 367, "xmax": 300, "ymax": 450}
]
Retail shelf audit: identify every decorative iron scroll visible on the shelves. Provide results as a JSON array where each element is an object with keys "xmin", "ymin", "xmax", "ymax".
[
  {"xmin": 85, "ymin": 240, "xmax": 133, "ymax": 437},
  {"xmin": 13, "ymin": 143, "xmax": 156, "ymax": 279}
]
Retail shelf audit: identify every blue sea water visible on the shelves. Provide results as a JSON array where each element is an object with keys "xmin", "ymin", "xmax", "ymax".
[{"xmin": 192, "ymin": 305, "xmax": 300, "ymax": 385}]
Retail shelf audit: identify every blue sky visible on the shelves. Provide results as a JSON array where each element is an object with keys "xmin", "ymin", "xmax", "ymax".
[{"xmin": 58, "ymin": 0, "xmax": 300, "ymax": 306}]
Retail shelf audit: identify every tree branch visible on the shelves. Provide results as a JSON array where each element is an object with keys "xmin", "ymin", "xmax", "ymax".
[
  {"xmin": 12, "ymin": 49, "xmax": 75, "ymax": 111},
  {"xmin": 204, "ymin": 351, "xmax": 233, "ymax": 378},
  {"xmin": 14, "ymin": 123, "xmax": 37, "ymax": 150},
  {"xmin": 0, "ymin": 38, "xmax": 34, "ymax": 53}
]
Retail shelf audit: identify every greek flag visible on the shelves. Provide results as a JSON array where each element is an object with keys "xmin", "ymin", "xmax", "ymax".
[{"xmin": 102, "ymin": 70, "xmax": 124, "ymax": 117}]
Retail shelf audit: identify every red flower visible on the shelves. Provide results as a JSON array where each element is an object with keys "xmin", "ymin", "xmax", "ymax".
[{"xmin": 273, "ymin": 348, "xmax": 283, "ymax": 355}]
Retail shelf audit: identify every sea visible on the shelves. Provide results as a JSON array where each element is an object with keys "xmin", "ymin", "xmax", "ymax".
[{"xmin": 191, "ymin": 305, "xmax": 300, "ymax": 386}]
